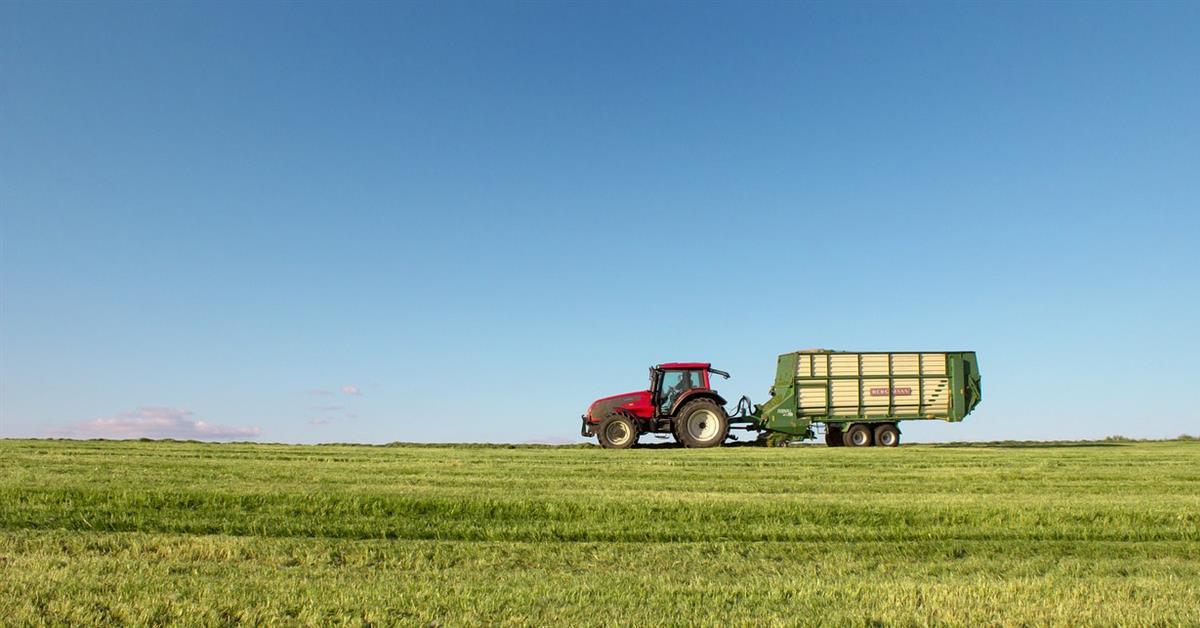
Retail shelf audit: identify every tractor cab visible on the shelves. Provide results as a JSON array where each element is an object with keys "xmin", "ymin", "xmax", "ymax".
[
  {"xmin": 582, "ymin": 362, "xmax": 732, "ymax": 449},
  {"xmin": 650, "ymin": 362, "xmax": 726, "ymax": 415}
]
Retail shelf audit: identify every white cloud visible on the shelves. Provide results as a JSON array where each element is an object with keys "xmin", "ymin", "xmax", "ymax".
[
  {"xmin": 50, "ymin": 407, "xmax": 261, "ymax": 441},
  {"xmin": 308, "ymin": 418, "xmax": 330, "ymax": 426},
  {"xmin": 340, "ymin": 385, "xmax": 362, "ymax": 396},
  {"xmin": 524, "ymin": 435, "xmax": 580, "ymax": 445}
]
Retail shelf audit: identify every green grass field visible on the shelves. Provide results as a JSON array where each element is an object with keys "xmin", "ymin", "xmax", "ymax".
[{"xmin": 2, "ymin": 438, "xmax": 1197, "ymax": 625}]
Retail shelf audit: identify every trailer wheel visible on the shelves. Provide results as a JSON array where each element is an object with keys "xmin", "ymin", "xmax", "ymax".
[
  {"xmin": 843, "ymin": 423, "xmax": 873, "ymax": 447},
  {"xmin": 675, "ymin": 400, "xmax": 729, "ymax": 448},
  {"xmin": 597, "ymin": 415, "xmax": 638, "ymax": 449},
  {"xmin": 825, "ymin": 427, "xmax": 844, "ymax": 447},
  {"xmin": 874, "ymin": 424, "xmax": 900, "ymax": 447}
]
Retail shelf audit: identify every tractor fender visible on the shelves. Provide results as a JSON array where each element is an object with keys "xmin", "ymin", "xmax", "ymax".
[{"xmin": 668, "ymin": 390, "xmax": 728, "ymax": 417}]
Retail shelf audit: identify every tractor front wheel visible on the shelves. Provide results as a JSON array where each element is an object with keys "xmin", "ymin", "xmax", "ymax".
[
  {"xmin": 675, "ymin": 400, "xmax": 729, "ymax": 448},
  {"xmin": 597, "ymin": 415, "xmax": 638, "ymax": 449}
]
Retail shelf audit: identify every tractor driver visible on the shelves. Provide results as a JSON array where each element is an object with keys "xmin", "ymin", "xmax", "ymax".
[{"xmin": 660, "ymin": 371, "xmax": 696, "ymax": 414}]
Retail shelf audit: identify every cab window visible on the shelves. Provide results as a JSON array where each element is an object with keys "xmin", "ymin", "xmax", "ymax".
[{"xmin": 659, "ymin": 369, "xmax": 705, "ymax": 412}]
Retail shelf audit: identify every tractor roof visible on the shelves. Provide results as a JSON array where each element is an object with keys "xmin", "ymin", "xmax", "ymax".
[{"xmin": 656, "ymin": 362, "xmax": 711, "ymax": 370}]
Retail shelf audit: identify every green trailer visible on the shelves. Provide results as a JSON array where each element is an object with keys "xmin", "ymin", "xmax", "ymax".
[{"xmin": 743, "ymin": 350, "xmax": 982, "ymax": 447}]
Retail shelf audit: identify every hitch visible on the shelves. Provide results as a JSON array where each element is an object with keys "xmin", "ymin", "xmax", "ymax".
[{"xmin": 728, "ymin": 395, "xmax": 756, "ymax": 419}]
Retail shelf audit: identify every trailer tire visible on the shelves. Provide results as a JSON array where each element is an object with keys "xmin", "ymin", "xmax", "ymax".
[
  {"xmin": 597, "ymin": 415, "xmax": 638, "ymax": 449},
  {"xmin": 825, "ymin": 427, "xmax": 844, "ymax": 447},
  {"xmin": 874, "ymin": 423, "xmax": 900, "ymax": 447},
  {"xmin": 843, "ymin": 423, "xmax": 873, "ymax": 447},
  {"xmin": 675, "ymin": 400, "xmax": 729, "ymax": 448}
]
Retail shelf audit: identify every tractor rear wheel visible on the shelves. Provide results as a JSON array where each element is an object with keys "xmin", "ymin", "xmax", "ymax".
[
  {"xmin": 671, "ymin": 417, "xmax": 686, "ymax": 446},
  {"xmin": 825, "ymin": 426, "xmax": 844, "ymax": 447},
  {"xmin": 874, "ymin": 423, "xmax": 900, "ymax": 447},
  {"xmin": 597, "ymin": 415, "xmax": 638, "ymax": 449},
  {"xmin": 675, "ymin": 400, "xmax": 729, "ymax": 448},
  {"xmin": 843, "ymin": 423, "xmax": 873, "ymax": 447}
]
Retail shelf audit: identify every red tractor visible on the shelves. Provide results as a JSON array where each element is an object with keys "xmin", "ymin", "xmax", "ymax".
[{"xmin": 581, "ymin": 362, "xmax": 733, "ymax": 448}]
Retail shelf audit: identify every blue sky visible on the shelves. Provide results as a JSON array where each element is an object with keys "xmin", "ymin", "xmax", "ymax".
[{"xmin": 2, "ymin": 2, "xmax": 1197, "ymax": 444}]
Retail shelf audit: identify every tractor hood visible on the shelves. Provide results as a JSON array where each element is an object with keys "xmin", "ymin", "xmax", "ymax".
[{"xmin": 586, "ymin": 390, "xmax": 650, "ymax": 421}]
